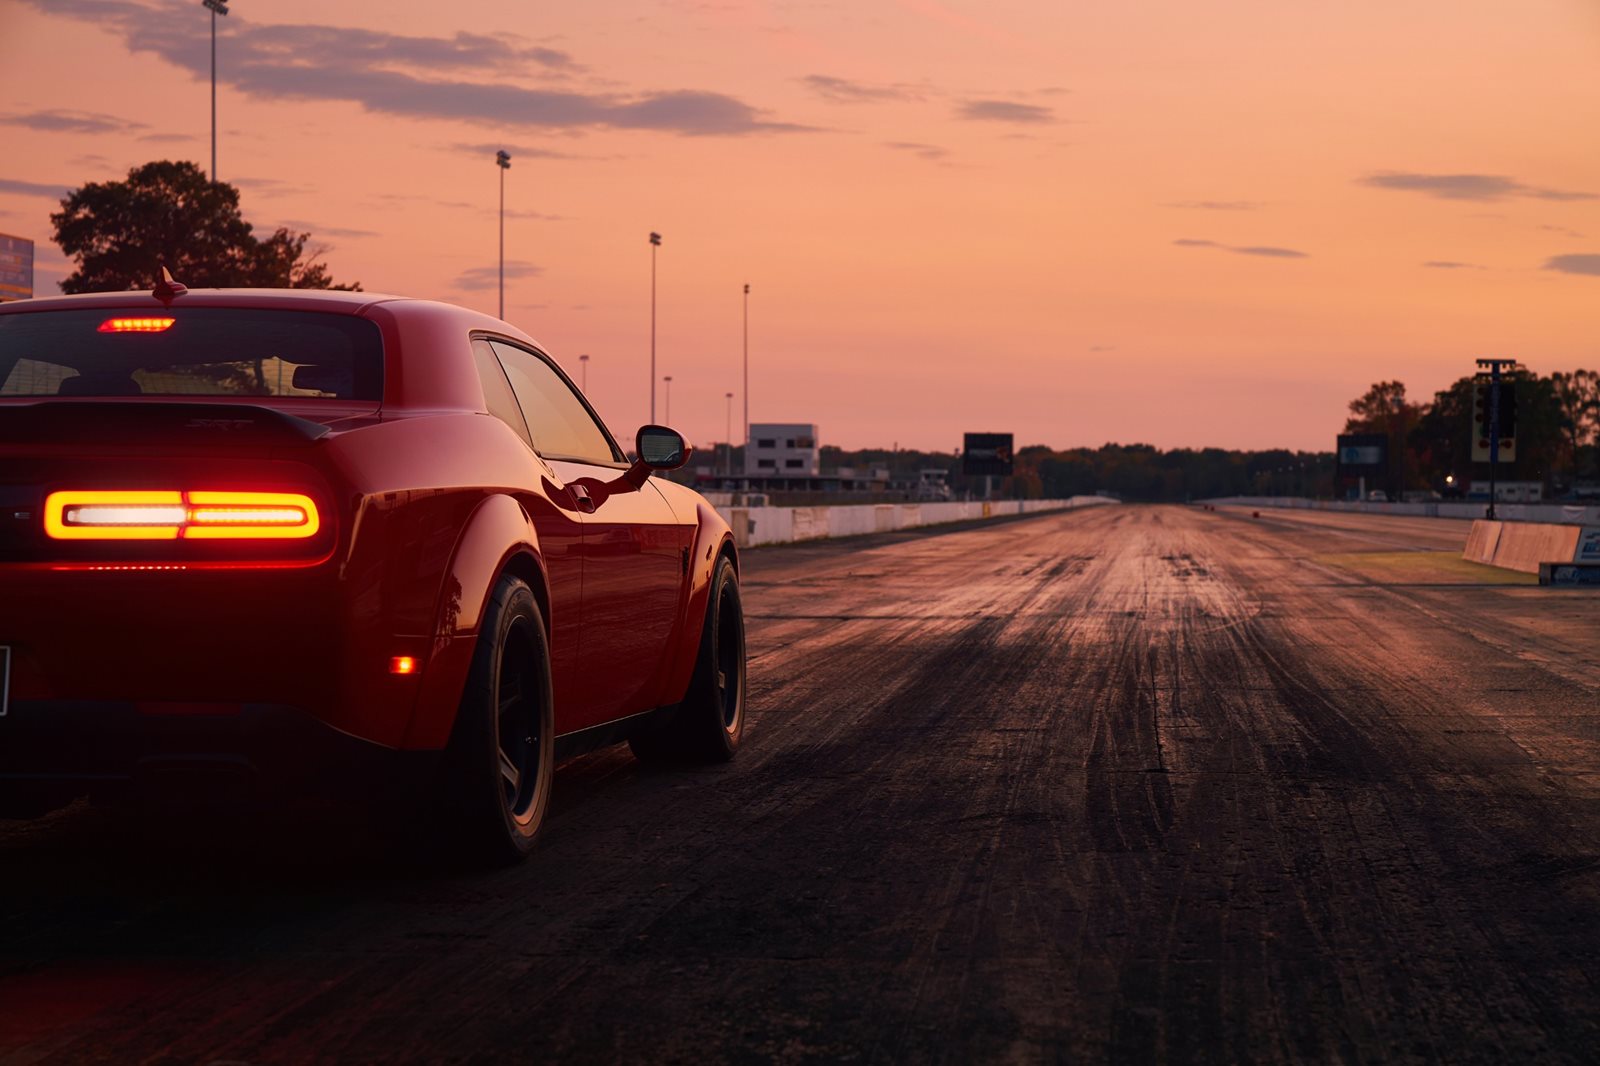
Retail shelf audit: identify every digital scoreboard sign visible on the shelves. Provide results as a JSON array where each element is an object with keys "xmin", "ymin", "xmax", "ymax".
[{"xmin": 962, "ymin": 433, "xmax": 1014, "ymax": 477}]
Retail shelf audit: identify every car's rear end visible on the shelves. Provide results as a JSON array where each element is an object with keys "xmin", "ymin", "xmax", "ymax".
[{"xmin": 0, "ymin": 293, "xmax": 419, "ymax": 816}]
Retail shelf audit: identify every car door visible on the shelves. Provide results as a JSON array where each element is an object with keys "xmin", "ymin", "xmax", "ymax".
[
  {"xmin": 489, "ymin": 341, "xmax": 688, "ymax": 732},
  {"xmin": 470, "ymin": 339, "xmax": 585, "ymax": 725}
]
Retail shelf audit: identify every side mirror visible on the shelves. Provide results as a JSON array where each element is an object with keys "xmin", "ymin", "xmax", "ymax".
[
  {"xmin": 621, "ymin": 425, "xmax": 693, "ymax": 489},
  {"xmin": 636, "ymin": 425, "xmax": 691, "ymax": 470}
]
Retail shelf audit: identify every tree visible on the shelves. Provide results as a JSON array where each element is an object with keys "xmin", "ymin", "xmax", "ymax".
[
  {"xmin": 1407, "ymin": 377, "xmax": 1474, "ymax": 491},
  {"xmin": 51, "ymin": 160, "xmax": 359, "ymax": 293},
  {"xmin": 1549, "ymin": 370, "xmax": 1600, "ymax": 481},
  {"xmin": 1344, "ymin": 380, "xmax": 1422, "ymax": 494}
]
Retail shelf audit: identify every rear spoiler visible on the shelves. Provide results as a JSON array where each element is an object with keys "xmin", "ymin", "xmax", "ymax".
[{"xmin": 0, "ymin": 401, "xmax": 331, "ymax": 447}]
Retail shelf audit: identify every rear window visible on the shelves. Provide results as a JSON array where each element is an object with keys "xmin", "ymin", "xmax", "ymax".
[{"xmin": 0, "ymin": 308, "xmax": 383, "ymax": 400}]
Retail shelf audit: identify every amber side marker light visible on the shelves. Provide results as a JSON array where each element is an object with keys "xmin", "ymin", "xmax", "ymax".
[
  {"xmin": 44, "ymin": 491, "xmax": 320, "ymax": 540},
  {"xmin": 97, "ymin": 317, "xmax": 175, "ymax": 333},
  {"xmin": 389, "ymin": 656, "xmax": 418, "ymax": 676}
]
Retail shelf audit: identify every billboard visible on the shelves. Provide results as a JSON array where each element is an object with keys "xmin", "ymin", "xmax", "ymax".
[
  {"xmin": 0, "ymin": 233, "xmax": 33, "ymax": 302},
  {"xmin": 962, "ymin": 432, "xmax": 1013, "ymax": 477},
  {"xmin": 1336, "ymin": 433, "xmax": 1387, "ymax": 476}
]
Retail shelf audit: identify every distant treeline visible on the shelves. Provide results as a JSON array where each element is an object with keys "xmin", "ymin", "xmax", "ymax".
[
  {"xmin": 819, "ymin": 444, "xmax": 1334, "ymax": 502},
  {"xmin": 819, "ymin": 369, "xmax": 1600, "ymax": 502}
]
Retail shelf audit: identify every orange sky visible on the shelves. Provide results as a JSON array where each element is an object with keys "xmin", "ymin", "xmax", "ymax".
[{"xmin": 2, "ymin": 0, "xmax": 1598, "ymax": 452}]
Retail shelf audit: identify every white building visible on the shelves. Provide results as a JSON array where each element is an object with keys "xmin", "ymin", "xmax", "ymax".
[{"xmin": 745, "ymin": 422, "xmax": 819, "ymax": 476}]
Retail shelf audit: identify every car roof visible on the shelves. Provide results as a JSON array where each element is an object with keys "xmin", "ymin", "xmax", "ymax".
[{"xmin": 0, "ymin": 288, "xmax": 405, "ymax": 316}]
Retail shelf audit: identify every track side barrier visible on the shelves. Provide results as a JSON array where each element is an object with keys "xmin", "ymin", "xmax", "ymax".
[
  {"xmin": 1462, "ymin": 519, "xmax": 1589, "ymax": 575},
  {"xmin": 720, "ymin": 497, "xmax": 1114, "ymax": 548}
]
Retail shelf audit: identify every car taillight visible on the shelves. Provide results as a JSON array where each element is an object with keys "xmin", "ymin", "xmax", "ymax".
[{"xmin": 44, "ymin": 490, "xmax": 320, "ymax": 540}]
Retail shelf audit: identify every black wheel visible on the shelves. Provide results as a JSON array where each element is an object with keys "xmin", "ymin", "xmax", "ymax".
[
  {"xmin": 438, "ymin": 573, "xmax": 554, "ymax": 864},
  {"xmin": 630, "ymin": 555, "xmax": 747, "ymax": 764}
]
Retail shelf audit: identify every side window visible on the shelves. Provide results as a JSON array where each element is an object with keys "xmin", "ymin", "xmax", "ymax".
[
  {"xmin": 490, "ymin": 341, "xmax": 620, "ymax": 465},
  {"xmin": 471, "ymin": 338, "xmax": 531, "ymax": 446}
]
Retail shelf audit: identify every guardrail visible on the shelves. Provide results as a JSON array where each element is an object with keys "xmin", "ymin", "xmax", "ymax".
[
  {"xmin": 717, "ymin": 496, "xmax": 1115, "ymax": 548},
  {"xmin": 1205, "ymin": 496, "xmax": 1600, "ymax": 525}
]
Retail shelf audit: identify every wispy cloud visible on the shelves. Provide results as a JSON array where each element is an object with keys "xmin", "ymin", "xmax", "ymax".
[
  {"xmin": 1233, "ymin": 246, "xmax": 1307, "ymax": 258},
  {"xmin": 801, "ymin": 75, "xmax": 920, "ymax": 104},
  {"xmin": 451, "ymin": 141, "xmax": 580, "ymax": 161},
  {"xmin": 0, "ymin": 108, "xmax": 147, "ymax": 134},
  {"xmin": 138, "ymin": 132, "xmax": 196, "ymax": 143},
  {"xmin": 884, "ymin": 141, "xmax": 949, "ymax": 162},
  {"xmin": 279, "ymin": 219, "xmax": 379, "ymax": 240},
  {"xmin": 455, "ymin": 261, "xmax": 543, "ymax": 290},
  {"xmin": 232, "ymin": 176, "xmax": 310, "ymax": 198},
  {"xmin": 956, "ymin": 99, "xmax": 1054, "ymax": 124},
  {"xmin": 1544, "ymin": 254, "xmax": 1600, "ymax": 277},
  {"xmin": 1422, "ymin": 260, "xmax": 1483, "ymax": 270},
  {"xmin": 1174, "ymin": 238, "xmax": 1308, "ymax": 259},
  {"xmin": 21, "ymin": 0, "xmax": 808, "ymax": 137},
  {"xmin": 1360, "ymin": 171, "xmax": 1596, "ymax": 202},
  {"xmin": 0, "ymin": 177, "xmax": 67, "ymax": 197},
  {"xmin": 1165, "ymin": 200, "xmax": 1262, "ymax": 211}
]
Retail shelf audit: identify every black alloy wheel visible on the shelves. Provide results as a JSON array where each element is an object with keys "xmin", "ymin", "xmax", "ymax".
[
  {"xmin": 441, "ymin": 573, "xmax": 554, "ymax": 864},
  {"xmin": 630, "ymin": 554, "xmax": 746, "ymax": 764}
]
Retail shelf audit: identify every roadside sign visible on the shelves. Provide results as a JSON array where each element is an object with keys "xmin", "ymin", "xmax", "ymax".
[
  {"xmin": 1335, "ymin": 433, "xmax": 1386, "ymax": 476},
  {"xmin": 962, "ymin": 433, "xmax": 1013, "ymax": 477},
  {"xmin": 0, "ymin": 234, "xmax": 33, "ymax": 302},
  {"xmin": 1577, "ymin": 527, "xmax": 1600, "ymax": 564}
]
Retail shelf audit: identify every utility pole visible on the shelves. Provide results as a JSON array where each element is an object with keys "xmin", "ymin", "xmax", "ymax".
[
  {"xmin": 578, "ymin": 354, "xmax": 589, "ymax": 393},
  {"xmin": 725, "ymin": 391, "xmax": 734, "ymax": 477},
  {"xmin": 663, "ymin": 375, "xmax": 673, "ymax": 425},
  {"xmin": 496, "ymin": 150, "xmax": 511, "ymax": 319},
  {"xmin": 1476, "ymin": 357, "xmax": 1518, "ymax": 520},
  {"xmin": 202, "ymin": 0, "xmax": 228, "ymax": 181},
  {"xmin": 649, "ymin": 232, "xmax": 661, "ymax": 422},
  {"xmin": 742, "ymin": 283, "xmax": 750, "ymax": 473}
]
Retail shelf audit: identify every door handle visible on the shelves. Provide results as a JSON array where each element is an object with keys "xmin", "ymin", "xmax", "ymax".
[{"xmin": 570, "ymin": 484, "xmax": 595, "ymax": 513}]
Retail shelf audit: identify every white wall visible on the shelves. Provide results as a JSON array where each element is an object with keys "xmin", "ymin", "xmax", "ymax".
[
  {"xmin": 718, "ymin": 496, "xmax": 1115, "ymax": 548},
  {"xmin": 1208, "ymin": 496, "xmax": 1600, "ymax": 525}
]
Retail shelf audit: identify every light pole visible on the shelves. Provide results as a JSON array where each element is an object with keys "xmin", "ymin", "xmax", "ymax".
[
  {"xmin": 725, "ymin": 391, "xmax": 734, "ymax": 477},
  {"xmin": 742, "ymin": 283, "xmax": 750, "ymax": 469},
  {"xmin": 663, "ymin": 375, "xmax": 673, "ymax": 425},
  {"xmin": 202, "ymin": 0, "xmax": 228, "ymax": 181},
  {"xmin": 496, "ymin": 150, "xmax": 511, "ymax": 319},
  {"xmin": 650, "ymin": 232, "xmax": 661, "ymax": 422},
  {"xmin": 578, "ymin": 354, "xmax": 589, "ymax": 393}
]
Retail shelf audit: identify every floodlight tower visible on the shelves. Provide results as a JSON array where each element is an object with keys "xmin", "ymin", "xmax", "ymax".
[
  {"xmin": 496, "ymin": 150, "xmax": 511, "ymax": 319},
  {"xmin": 649, "ymin": 232, "xmax": 662, "ymax": 421},
  {"xmin": 202, "ymin": 0, "xmax": 229, "ymax": 181}
]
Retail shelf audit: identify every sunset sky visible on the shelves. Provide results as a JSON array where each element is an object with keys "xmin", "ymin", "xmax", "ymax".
[{"xmin": 2, "ymin": 0, "xmax": 1598, "ymax": 453}]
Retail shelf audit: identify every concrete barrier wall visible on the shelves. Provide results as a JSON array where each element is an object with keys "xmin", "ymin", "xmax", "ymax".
[
  {"xmin": 1207, "ymin": 496, "xmax": 1600, "ymax": 526},
  {"xmin": 719, "ymin": 496, "xmax": 1114, "ymax": 548},
  {"xmin": 1462, "ymin": 520, "xmax": 1501, "ymax": 565},
  {"xmin": 1462, "ymin": 519, "xmax": 1582, "ymax": 574}
]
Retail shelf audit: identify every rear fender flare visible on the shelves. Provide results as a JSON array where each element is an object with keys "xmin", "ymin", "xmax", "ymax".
[
  {"xmin": 659, "ymin": 501, "xmax": 737, "ymax": 705},
  {"xmin": 401, "ymin": 493, "xmax": 546, "ymax": 749}
]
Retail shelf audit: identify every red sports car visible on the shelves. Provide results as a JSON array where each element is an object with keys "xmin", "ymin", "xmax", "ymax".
[{"xmin": 0, "ymin": 279, "xmax": 746, "ymax": 862}]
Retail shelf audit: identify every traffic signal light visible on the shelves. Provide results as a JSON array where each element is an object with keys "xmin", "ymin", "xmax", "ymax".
[{"xmin": 1470, "ymin": 379, "xmax": 1516, "ymax": 463}]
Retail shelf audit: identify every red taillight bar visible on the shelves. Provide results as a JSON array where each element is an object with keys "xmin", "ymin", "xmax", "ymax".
[{"xmin": 44, "ymin": 490, "xmax": 320, "ymax": 540}]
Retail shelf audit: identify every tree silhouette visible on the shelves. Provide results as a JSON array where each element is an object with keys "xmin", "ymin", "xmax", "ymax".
[{"xmin": 50, "ymin": 160, "xmax": 359, "ymax": 293}]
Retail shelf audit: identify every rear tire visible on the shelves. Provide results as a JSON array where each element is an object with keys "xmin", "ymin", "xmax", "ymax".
[
  {"xmin": 630, "ymin": 555, "xmax": 746, "ymax": 765},
  {"xmin": 437, "ymin": 574, "xmax": 554, "ymax": 865}
]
